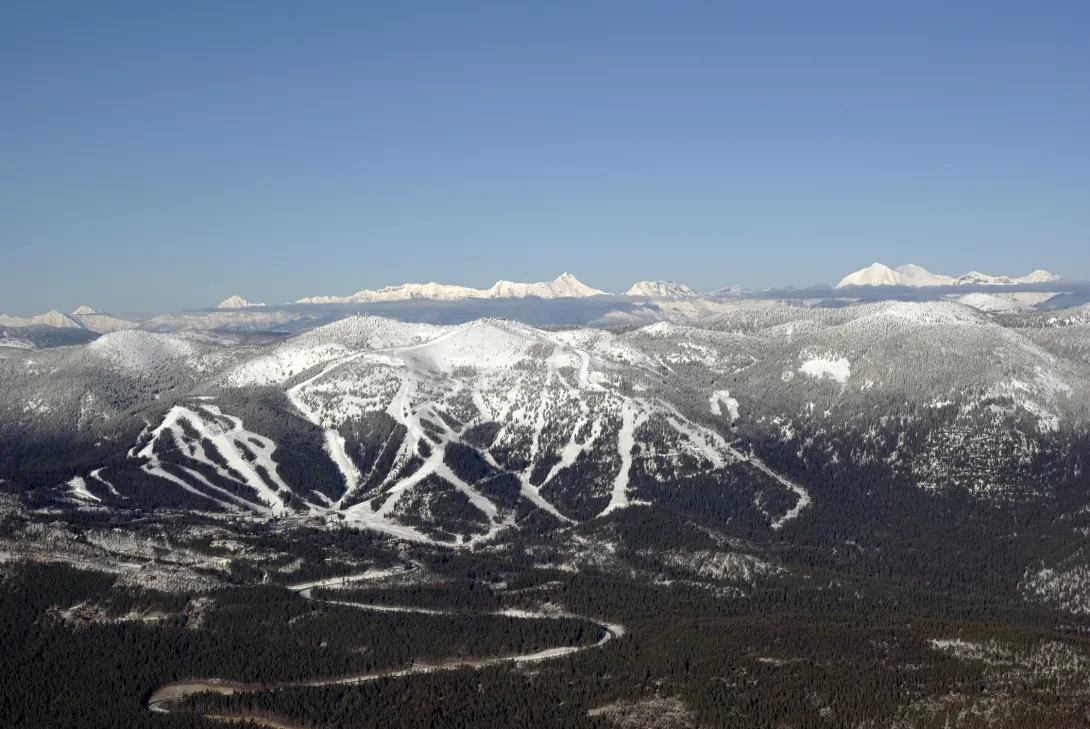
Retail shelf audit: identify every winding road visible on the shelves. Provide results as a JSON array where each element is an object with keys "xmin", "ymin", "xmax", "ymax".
[{"xmin": 146, "ymin": 562, "xmax": 624, "ymax": 719}]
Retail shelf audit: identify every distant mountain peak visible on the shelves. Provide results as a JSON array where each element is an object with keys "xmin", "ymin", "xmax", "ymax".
[
  {"xmin": 625, "ymin": 281, "xmax": 696, "ymax": 298},
  {"xmin": 836, "ymin": 263, "xmax": 900, "ymax": 287},
  {"xmin": 836, "ymin": 263, "xmax": 954, "ymax": 288},
  {"xmin": 71, "ymin": 305, "xmax": 99, "ymax": 315},
  {"xmin": 836, "ymin": 263, "xmax": 1058, "ymax": 288},
  {"xmin": 218, "ymin": 295, "xmax": 265, "ymax": 309},
  {"xmin": 31, "ymin": 310, "xmax": 82, "ymax": 328}
]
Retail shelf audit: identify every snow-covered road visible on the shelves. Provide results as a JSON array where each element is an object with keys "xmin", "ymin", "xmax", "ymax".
[{"xmin": 146, "ymin": 561, "xmax": 624, "ymax": 718}]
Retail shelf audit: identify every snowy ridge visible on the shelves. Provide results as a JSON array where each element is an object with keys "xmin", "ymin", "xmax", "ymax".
[
  {"xmin": 625, "ymin": 281, "xmax": 696, "ymax": 298},
  {"xmin": 296, "ymin": 273, "xmax": 607, "ymax": 304},
  {"xmin": 225, "ymin": 342, "xmax": 351, "ymax": 387},
  {"xmin": 956, "ymin": 269, "xmax": 1059, "ymax": 285}
]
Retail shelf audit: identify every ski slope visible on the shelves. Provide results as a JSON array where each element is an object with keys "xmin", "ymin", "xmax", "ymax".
[{"xmin": 117, "ymin": 315, "xmax": 813, "ymax": 541}]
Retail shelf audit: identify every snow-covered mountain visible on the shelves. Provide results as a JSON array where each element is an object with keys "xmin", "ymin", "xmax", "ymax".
[
  {"xmin": 836, "ymin": 264, "xmax": 954, "ymax": 287},
  {"xmin": 0, "ymin": 307, "xmax": 138, "ymax": 335},
  {"xmin": 0, "ymin": 309, "xmax": 83, "ymax": 329},
  {"xmin": 836, "ymin": 263, "xmax": 1059, "ymax": 288},
  {"xmin": 217, "ymin": 295, "xmax": 265, "ymax": 309},
  {"xmin": 625, "ymin": 281, "xmax": 696, "ymax": 298},
  {"xmin": 69, "ymin": 306, "xmax": 140, "ymax": 334},
  {"xmin": 297, "ymin": 273, "xmax": 607, "ymax": 304},
  {"xmin": 1, "ymin": 315, "xmax": 831, "ymax": 540},
  {"xmin": 5, "ymin": 300, "xmax": 1090, "ymax": 543}
]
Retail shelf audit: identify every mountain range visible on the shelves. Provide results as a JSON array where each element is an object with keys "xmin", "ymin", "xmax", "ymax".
[
  {"xmin": 1, "ymin": 266, "xmax": 1081, "ymax": 349},
  {"xmin": 296, "ymin": 273, "xmax": 608, "ymax": 304},
  {"xmin": 5, "ymin": 300, "xmax": 1090, "ymax": 529},
  {"xmin": 0, "ymin": 306, "xmax": 138, "ymax": 334}
]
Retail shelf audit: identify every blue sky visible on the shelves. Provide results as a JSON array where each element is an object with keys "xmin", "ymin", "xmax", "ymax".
[{"xmin": 2, "ymin": 1, "xmax": 1088, "ymax": 314}]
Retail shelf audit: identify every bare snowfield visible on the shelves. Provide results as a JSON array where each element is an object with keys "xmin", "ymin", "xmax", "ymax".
[{"xmin": 798, "ymin": 356, "xmax": 851, "ymax": 384}]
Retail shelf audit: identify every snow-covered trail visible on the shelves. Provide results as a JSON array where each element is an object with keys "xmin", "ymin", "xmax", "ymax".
[
  {"xmin": 146, "ymin": 562, "xmax": 624, "ymax": 717},
  {"xmin": 136, "ymin": 405, "xmax": 288, "ymax": 515},
  {"xmin": 510, "ymin": 379, "xmax": 577, "ymax": 522},
  {"xmin": 324, "ymin": 429, "xmax": 362, "ymax": 503},
  {"xmin": 599, "ymin": 402, "xmax": 648, "ymax": 517},
  {"xmin": 285, "ymin": 350, "xmax": 378, "ymax": 501},
  {"xmin": 291, "ymin": 333, "xmax": 504, "ymax": 530},
  {"xmin": 281, "ymin": 324, "xmax": 622, "ymax": 534},
  {"xmin": 201, "ymin": 405, "xmax": 296, "ymax": 497},
  {"xmin": 475, "ymin": 447, "xmax": 571, "ymax": 524},
  {"xmin": 575, "ymin": 350, "xmax": 602, "ymax": 390},
  {"xmin": 140, "ymin": 463, "xmax": 250, "ymax": 514},
  {"xmin": 748, "ymin": 457, "xmax": 812, "ymax": 530},
  {"xmin": 89, "ymin": 468, "xmax": 123, "ymax": 498},
  {"xmin": 656, "ymin": 400, "xmax": 812, "ymax": 529}
]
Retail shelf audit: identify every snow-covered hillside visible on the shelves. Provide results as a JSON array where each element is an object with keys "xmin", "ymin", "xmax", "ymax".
[{"xmin": 957, "ymin": 293, "xmax": 1031, "ymax": 313}]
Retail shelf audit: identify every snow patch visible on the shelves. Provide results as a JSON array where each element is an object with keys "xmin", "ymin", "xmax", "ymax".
[
  {"xmin": 709, "ymin": 390, "xmax": 740, "ymax": 422},
  {"xmin": 798, "ymin": 357, "xmax": 851, "ymax": 384},
  {"xmin": 66, "ymin": 476, "xmax": 101, "ymax": 503}
]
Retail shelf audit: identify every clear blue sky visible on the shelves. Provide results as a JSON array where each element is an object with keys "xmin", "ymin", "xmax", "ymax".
[{"xmin": 2, "ymin": 1, "xmax": 1088, "ymax": 314}]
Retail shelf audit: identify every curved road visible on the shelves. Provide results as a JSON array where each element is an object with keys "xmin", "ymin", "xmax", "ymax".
[{"xmin": 147, "ymin": 562, "xmax": 624, "ymax": 717}]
